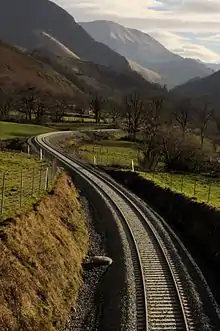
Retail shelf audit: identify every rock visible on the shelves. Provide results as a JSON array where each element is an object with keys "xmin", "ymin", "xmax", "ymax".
[{"xmin": 84, "ymin": 256, "xmax": 113, "ymax": 267}]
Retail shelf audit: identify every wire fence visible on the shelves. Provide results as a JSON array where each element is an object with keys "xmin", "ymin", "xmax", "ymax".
[
  {"xmin": 78, "ymin": 147, "xmax": 220, "ymax": 209},
  {"xmin": 0, "ymin": 160, "xmax": 58, "ymax": 221}
]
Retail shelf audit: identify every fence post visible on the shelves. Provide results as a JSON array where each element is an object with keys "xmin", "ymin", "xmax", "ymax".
[
  {"xmin": 40, "ymin": 148, "xmax": 43, "ymax": 161},
  {"xmin": 181, "ymin": 175, "xmax": 184, "ymax": 193},
  {"xmin": 193, "ymin": 178, "xmax": 197, "ymax": 196},
  {"xmin": 131, "ymin": 159, "xmax": 134, "ymax": 172},
  {"xmin": 31, "ymin": 167, "xmax": 35, "ymax": 196},
  {"xmin": 170, "ymin": 173, "xmax": 173, "ymax": 189},
  {"xmin": 38, "ymin": 167, "xmax": 42, "ymax": 195},
  {"xmin": 1, "ymin": 172, "xmax": 6, "ymax": 215},
  {"xmin": 52, "ymin": 159, "xmax": 56, "ymax": 180},
  {"xmin": 20, "ymin": 170, "xmax": 23, "ymax": 208},
  {"xmin": 207, "ymin": 181, "xmax": 212, "ymax": 203},
  {"xmin": 44, "ymin": 167, "xmax": 49, "ymax": 190},
  {"xmin": 28, "ymin": 145, "xmax": 30, "ymax": 156}
]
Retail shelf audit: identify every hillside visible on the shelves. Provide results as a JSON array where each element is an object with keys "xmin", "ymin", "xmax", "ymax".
[
  {"xmin": 32, "ymin": 48, "xmax": 164, "ymax": 101},
  {"xmin": 80, "ymin": 20, "xmax": 212, "ymax": 88},
  {"xmin": 172, "ymin": 70, "xmax": 220, "ymax": 108},
  {"xmin": 0, "ymin": 40, "xmax": 76, "ymax": 94},
  {"xmin": 0, "ymin": 0, "xmax": 130, "ymax": 72}
]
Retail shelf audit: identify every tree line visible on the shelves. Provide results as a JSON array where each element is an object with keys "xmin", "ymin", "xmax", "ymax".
[{"xmin": 1, "ymin": 85, "xmax": 220, "ymax": 174}]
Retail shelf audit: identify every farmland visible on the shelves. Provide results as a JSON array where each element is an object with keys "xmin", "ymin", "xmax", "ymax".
[
  {"xmin": 0, "ymin": 121, "xmax": 54, "ymax": 139},
  {"xmin": 0, "ymin": 151, "xmax": 52, "ymax": 221}
]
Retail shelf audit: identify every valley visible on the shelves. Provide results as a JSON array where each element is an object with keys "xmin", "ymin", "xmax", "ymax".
[{"xmin": 0, "ymin": 0, "xmax": 220, "ymax": 330}]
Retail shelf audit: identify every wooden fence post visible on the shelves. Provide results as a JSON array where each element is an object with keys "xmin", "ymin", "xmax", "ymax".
[{"xmin": 1, "ymin": 172, "xmax": 6, "ymax": 215}]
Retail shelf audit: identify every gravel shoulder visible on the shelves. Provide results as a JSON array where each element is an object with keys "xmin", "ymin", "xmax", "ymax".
[{"xmin": 62, "ymin": 186, "xmax": 137, "ymax": 331}]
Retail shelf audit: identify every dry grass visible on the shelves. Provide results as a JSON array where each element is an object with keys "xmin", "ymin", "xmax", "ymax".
[
  {"xmin": 0, "ymin": 41, "xmax": 75, "ymax": 94},
  {"xmin": 0, "ymin": 173, "xmax": 89, "ymax": 331}
]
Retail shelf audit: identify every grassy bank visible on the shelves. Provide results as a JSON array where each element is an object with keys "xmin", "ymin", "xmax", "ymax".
[
  {"xmin": 0, "ymin": 151, "xmax": 51, "ymax": 221},
  {"xmin": 140, "ymin": 172, "xmax": 220, "ymax": 210},
  {"xmin": 0, "ymin": 121, "xmax": 54, "ymax": 138},
  {"xmin": 0, "ymin": 173, "xmax": 89, "ymax": 331}
]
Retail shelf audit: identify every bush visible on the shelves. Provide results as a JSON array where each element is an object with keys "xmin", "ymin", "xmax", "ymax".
[{"xmin": 162, "ymin": 130, "xmax": 220, "ymax": 174}]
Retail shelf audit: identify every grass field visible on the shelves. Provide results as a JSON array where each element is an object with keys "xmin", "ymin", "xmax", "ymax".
[
  {"xmin": 0, "ymin": 121, "xmax": 54, "ymax": 138},
  {"xmin": 140, "ymin": 172, "xmax": 220, "ymax": 209},
  {"xmin": 80, "ymin": 139, "xmax": 139, "ymax": 168},
  {"xmin": 0, "ymin": 151, "xmax": 53, "ymax": 221}
]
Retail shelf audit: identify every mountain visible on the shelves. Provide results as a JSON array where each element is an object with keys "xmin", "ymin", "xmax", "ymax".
[
  {"xmin": 172, "ymin": 70, "xmax": 220, "ymax": 108},
  {"xmin": 32, "ymin": 47, "xmax": 164, "ymax": 102},
  {"xmin": 80, "ymin": 20, "xmax": 213, "ymax": 88},
  {"xmin": 0, "ymin": 40, "xmax": 76, "ymax": 94},
  {"xmin": 127, "ymin": 60, "xmax": 162, "ymax": 84},
  {"xmin": 0, "ymin": 0, "xmax": 130, "ymax": 72},
  {"xmin": 206, "ymin": 63, "xmax": 220, "ymax": 72}
]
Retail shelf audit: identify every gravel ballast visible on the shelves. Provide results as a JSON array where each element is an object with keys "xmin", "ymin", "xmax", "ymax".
[{"xmin": 61, "ymin": 187, "xmax": 137, "ymax": 331}]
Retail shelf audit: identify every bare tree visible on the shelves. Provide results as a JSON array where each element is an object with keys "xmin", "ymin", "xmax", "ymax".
[
  {"xmin": 195, "ymin": 99, "xmax": 213, "ymax": 148},
  {"xmin": 174, "ymin": 99, "xmax": 191, "ymax": 137},
  {"xmin": 106, "ymin": 99, "xmax": 122, "ymax": 125},
  {"xmin": 138, "ymin": 96, "xmax": 165, "ymax": 170},
  {"xmin": 90, "ymin": 94, "xmax": 105, "ymax": 124},
  {"xmin": 19, "ymin": 86, "xmax": 37, "ymax": 122},
  {"xmin": 124, "ymin": 92, "xmax": 144, "ymax": 141},
  {"xmin": 0, "ymin": 89, "xmax": 13, "ymax": 121}
]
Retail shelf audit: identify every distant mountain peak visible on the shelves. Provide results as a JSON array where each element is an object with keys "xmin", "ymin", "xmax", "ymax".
[{"xmin": 80, "ymin": 20, "xmax": 213, "ymax": 88}]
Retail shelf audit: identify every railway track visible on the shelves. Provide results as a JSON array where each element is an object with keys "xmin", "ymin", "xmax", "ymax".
[{"xmin": 34, "ymin": 132, "xmax": 219, "ymax": 331}]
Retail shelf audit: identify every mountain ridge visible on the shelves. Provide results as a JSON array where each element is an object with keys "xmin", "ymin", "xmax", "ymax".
[
  {"xmin": 80, "ymin": 20, "xmax": 213, "ymax": 88},
  {"xmin": 0, "ymin": 0, "xmax": 130, "ymax": 72}
]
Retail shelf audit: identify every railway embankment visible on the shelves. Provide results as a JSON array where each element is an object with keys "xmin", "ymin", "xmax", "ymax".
[
  {"xmin": 0, "ymin": 173, "xmax": 89, "ymax": 331},
  {"xmin": 106, "ymin": 169, "xmax": 220, "ymax": 304}
]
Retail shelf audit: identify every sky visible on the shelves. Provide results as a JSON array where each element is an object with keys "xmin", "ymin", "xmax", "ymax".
[{"xmin": 52, "ymin": 0, "xmax": 220, "ymax": 63}]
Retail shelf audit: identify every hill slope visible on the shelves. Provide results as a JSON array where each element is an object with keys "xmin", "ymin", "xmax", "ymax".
[
  {"xmin": 0, "ymin": 40, "xmax": 76, "ymax": 94},
  {"xmin": 172, "ymin": 70, "xmax": 220, "ymax": 107},
  {"xmin": 0, "ymin": 0, "xmax": 130, "ymax": 71},
  {"xmin": 32, "ymin": 48, "xmax": 164, "ymax": 101},
  {"xmin": 80, "ymin": 20, "xmax": 212, "ymax": 88}
]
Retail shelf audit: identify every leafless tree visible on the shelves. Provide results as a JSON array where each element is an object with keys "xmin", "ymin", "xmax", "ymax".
[
  {"xmin": 19, "ymin": 86, "xmax": 37, "ymax": 122},
  {"xmin": 90, "ymin": 94, "xmax": 105, "ymax": 124},
  {"xmin": 195, "ymin": 99, "xmax": 214, "ymax": 148},
  {"xmin": 124, "ymin": 92, "xmax": 145, "ymax": 141},
  {"xmin": 0, "ymin": 89, "xmax": 13, "ymax": 121},
  {"xmin": 138, "ymin": 96, "xmax": 165, "ymax": 170},
  {"xmin": 174, "ymin": 99, "xmax": 191, "ymax": 137}
]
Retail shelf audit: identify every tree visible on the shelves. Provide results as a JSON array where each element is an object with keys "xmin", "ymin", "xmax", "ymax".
[
  {"xmin": 90, "ymin": 94, "xmax": 105, "ymax": 124},
  {"xmin": 18, "ymin": 86, "xmax": 37, "ymax": 122},
  {"xmin": 34, "ymin": 100, "xmax": 46, "ymax": 124},
  {"xmin": 174, "ymin": 98, "xmax": 191, "ymax": 137},
  {"xmin": 106, "ymin": 99, "xmax": 122, "ymax": 125},
  {"xmin": 195, "ymin": 98, "xmax": 213, "ymax": 148},
  {"xmin": 0, "ymin": 89, "xmax": 13, "ymax": 121},
  {"xmin": 138, "ymin": 96, "xmax": 165, "ymax": 170},
  {"xmin": 124, "ymin": 92, "xmax": 144, "ymax": 141}
]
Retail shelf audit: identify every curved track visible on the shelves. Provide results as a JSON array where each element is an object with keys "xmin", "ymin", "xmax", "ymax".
[{"xmin": 33, "ymin": 132, "xmax": 219, "ymax": 331}]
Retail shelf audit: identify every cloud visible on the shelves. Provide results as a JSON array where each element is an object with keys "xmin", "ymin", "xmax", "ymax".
[
  {"xmin": 149, "ymin": 31, "xmax": 220, "ymax": 62},
  {"xmin": 52, "ymin": 0, "xmax": 220, "ymax": 62}
]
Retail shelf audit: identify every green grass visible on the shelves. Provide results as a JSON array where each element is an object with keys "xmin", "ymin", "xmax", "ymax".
[
  {"xmin": 79, "ymin": 139, "xmax": 139, "ymax": 168},
  {"xmin": 0, "ymin": 121, "xmax": 54, "ymax": 138},
  {"xmin": 0, "ymin": 151, "xmax": 53, "ymax": 220},
  {"xmin": 140, "ymin": 172, "xmax": 220, "ymax": 209}
]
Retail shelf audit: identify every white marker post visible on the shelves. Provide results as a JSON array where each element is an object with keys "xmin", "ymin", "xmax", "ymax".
[
  {"xmin": 44, "ymin": 167, "xmax": 49, "ymax": 190},
  {"xmin": 27, "ymin": 145, "xmax": 30, "ymax": 156},
  {"xmin": 40, "ymin": 149, "xmax": 43, "ymax": 161},
  {"xmin": 131, "ymin": 160, "xmax": 135, "ymax": 172}
]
